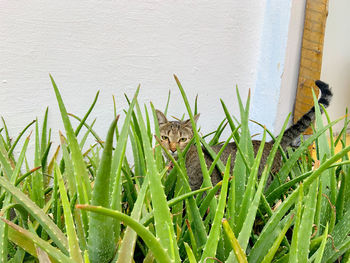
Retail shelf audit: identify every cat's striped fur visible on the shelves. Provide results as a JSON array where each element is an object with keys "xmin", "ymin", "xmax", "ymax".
[{"xmin": 157, "ymin": 80, "xmax": 332, "ymax": 190}]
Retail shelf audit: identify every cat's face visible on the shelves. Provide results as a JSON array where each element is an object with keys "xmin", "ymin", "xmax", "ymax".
[{"xmin": 156, "ymin": 110, "xmax": 199, "ymax": 159}]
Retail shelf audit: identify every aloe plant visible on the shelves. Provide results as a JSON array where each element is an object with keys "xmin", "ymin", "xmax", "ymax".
[{"xmin": 0, "ymin": 75, "xmax": 350, "ymax": 262}]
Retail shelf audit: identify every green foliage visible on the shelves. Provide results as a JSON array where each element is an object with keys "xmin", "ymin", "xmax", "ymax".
[{"xmin": 0, "ymin": 75, "xmax": 349, "ymax": 263}]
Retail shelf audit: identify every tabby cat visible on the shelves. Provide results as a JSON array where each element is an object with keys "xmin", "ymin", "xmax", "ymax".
[{"xmin": 156, "ymin": 80, "xmax": 332, "ymax": 190}]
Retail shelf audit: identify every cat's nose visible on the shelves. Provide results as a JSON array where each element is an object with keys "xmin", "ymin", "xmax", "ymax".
[{"xmin": 169, "ymin": 142, "xmax": 177, "ymax": 153}]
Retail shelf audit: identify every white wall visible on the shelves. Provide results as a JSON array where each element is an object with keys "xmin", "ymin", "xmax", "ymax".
[
  {"xmin": 321, "ymin": 0, "xmax": 350, "ymax": 132},
  {"xmin": 0, "ymin": 1, "xmax": 303, "ymax": 158},
  {"xmin": 251, "ymin": 0, "xmax": 304, "ymax": 136},
  {"xmin": 276, "ymin": 0, "xmax": 306, "ymax": 133}
]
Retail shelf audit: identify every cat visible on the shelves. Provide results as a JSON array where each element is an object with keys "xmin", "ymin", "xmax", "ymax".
[{"xmin": 156, "ymin": 80, "xmax": 332, "ymax": 191}]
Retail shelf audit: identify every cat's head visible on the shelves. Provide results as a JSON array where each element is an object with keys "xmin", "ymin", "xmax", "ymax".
[{"xmin": 156, "ymin": 109, "xmax": 199, "ymax": 159}]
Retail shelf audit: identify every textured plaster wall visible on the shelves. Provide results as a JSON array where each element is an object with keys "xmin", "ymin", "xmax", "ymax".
[{"xmin": 0, "ymin": 1, "xmax": 302, "ymax": 157}]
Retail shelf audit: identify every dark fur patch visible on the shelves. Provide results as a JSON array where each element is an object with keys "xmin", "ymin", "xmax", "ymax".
[{"xmin": 279, "ymin": 80, "xmax": 333, "ymax": 148}]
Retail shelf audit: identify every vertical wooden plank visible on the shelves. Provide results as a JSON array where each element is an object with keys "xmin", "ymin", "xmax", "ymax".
[{"xmin": 294, "ymin": 0, "xmax": 329, "ymax": 134}]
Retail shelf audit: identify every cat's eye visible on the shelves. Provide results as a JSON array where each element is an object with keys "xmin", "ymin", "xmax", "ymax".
[
  {"xmin": 161, "ymin": 135, "xmax": 169, "ymax": 141},
  {"xmin": 179, "ymin": 138, "xmax": 187, "ymax": 142}
]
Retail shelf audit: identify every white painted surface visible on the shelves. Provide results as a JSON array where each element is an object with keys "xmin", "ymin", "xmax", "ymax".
[
  {"xmin": 0, "ymin": 1, "xmax": 303, "ymax": 158},
  {"xmin": 250, "ymin": 0, "xmax": 309, "ymax": 138},
  {"xmin": 321, "ymin": 0, "xmax": 350, "ymax": 132},
  {"xmin": 251, "ymin": 0, "xmax": 293, "ymax": 137},
  {"xmin": 276, "ymin": 0, "xmax": 306, "ymax": 133}
]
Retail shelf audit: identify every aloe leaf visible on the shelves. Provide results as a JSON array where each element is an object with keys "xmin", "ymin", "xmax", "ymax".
[
  {"xmin": 6, "ymin": 138, "xmax": 30, "ymax": 180},
  {"xmin": 112, "ymin": 95, "xmax": 118, "ymax": 130},
  {"xmin": 164, "ymin": 90, "xmax": 171, "ymax": 116},
  {"xmin": 41, "ymin": 107, "xmax": 49, "ymax": 158},
  {"xmin": 246, "ymin": 114, "xmax": 289, "ymax": 222},
  {"xmin": 48, "ymin": 145, "xmax": 60, "ymax": 175},
  {"xmin": 335, "ymin": 110, "xmax": 349, "ymax": 221},
  {"xmin": 323, "ymin": 105, "xmax": 337, "ymax": 205},
  {"xmin": 50, "ymin": 75, "xmax": 91, "ymax": 234},
  {"xmin": 74, "ymin": 208, "xmax": 87, "ymax": 253},
  {"xmin": 314, "ymin": 177, "xmax": 323, "ymax": 240},
  {"xmin": 323, "ymin": 237, "xmax": 350, "ymax": 263},
  {"xmin": 117, "ymin": 175, "xmax": 149, "ymax": 263},
  {"xmin": 337, "ymin": 164, "xmax": 348, "ymax": 222},
  {"xmin": 135, "ymin": 101, "xmax": 180, "ymax": 262},
  {"xmin": 236, "ymin": 129, "xmax": 266, "ymax": 234},
  {"xmin": 199, "ymin": 183, "xmax": 222, "ymax": 217},
  {"xmin": 0, "ymin": 176, "xmax": 69, "ymax": 254},
  {"xmin": 41, "ymin": 142, "xmax": 52, "ymax": 179},
  {"xmin": 59, "ymin": 132, "xmax": 77, "ymax": 197},
  {"xmin": 249, "ymin": 144, "xmax": 350, "ymax": 263},
  {"xmin": 77, "ymin": 205, "xmax": 172, "ymax": 263},
  {"xmin": 0, "ymin": 133, "xmax": 31, "ymax": 261},
  {"xmin": 184, "ymin": 219, "xmax": 199, "ymax": 260},
  {"xmin": 172, "ymin": 175, "xmax": 185, "ymax": 227},
  {"xmin": 288, "ymin": 184, "xmax": 304, "ymax": 262},
  {"xmin": 0, "ymin": 166, "xmax": 40, "ymax": 205},
  {"xmin": 313, "ymin": 91, "xmax": 331, "ymax": 162},
  {"xmin": 237, "ymin": 142, "xmax": 269, "ymax": 252},
  {"xmin": 174, "ymin": 74, "xmax": 217, "ymax": 223},
  {"xmin": 140, "ymin": 186, "xmax": 211, "ymax": 226},
  {"xmin": 120, "ymin": 159, "xmax": 137, "ymax": 210},
  {"xmin": 266, "ymin": 171, "xmax": 312, "ymax": 202},
  {"xmin": 312, "ymin": 90, "xmax": 334, "ymax": 233},
  {"xmin": 184, "ymin": 243, "xmax": 197, "ymax": 263},
  {"xmin": 261, "ymin": 214, "xmax": 294, "ymax": 263},
  {"xmin": 74, "ymin": 90, "xmax": 100, "ymax": 136},
  {"xmin": 228, "ymin": 88, "xmax": 254, "ymax": 230},
  {"xmin": 296, "ymin": 178, "xmax": 318, "ymax": 262},
  {"xmin": 69, "ymin": 113, "xmax": 103, "ymax": 147},
  {"xmin": 209, "ymin": 118, "xmax": 228, "ymax": 146},
  {"xmin": 110, "ymin": 86, "xmax": 139, "ymax": 242},
  {"xmin": 8, "ymin": 119, "xmax": 36, "ymax": 157},
  {"xmin": 302, "ymin": 147, "xmax": 350, "ymax": 233},
  {"xmin": 30, "ymin": 118, "xmax": 45, "ymax": 208},
  {"xmin": 55, "ymin": 164, "xmax": 84, "ymax": 263},
  {"xmin": 312, "ymin": 224, "xmax": 328, "ymax": 263},
  {"xmin": 322, "ymin": 206, "xmax": 350, "ymax": 261},
  {"xmin": 174, "ymin": 75, "xmax": 212, "ymax": 188},
  {"xmin": 79, "ymin": 118, "xmax": 96, "ymax": 150},
  {"xmin": 199, "ymin": 130, "xmax": 235, "ymax": 176},
  {"xmin": 7, "ymin": 226, "xmax": 37, "ymax": 258},
  {"xmin": 2, "ymin": 219, "xmax": 74, "ymax": 263},
  {"xmin": 144, "ymin": 104, "xmax": 152, "ymax": 143},
  {"xmin": 1, "ymin": 117, "xmax": 10, "ymax": 148},
  {"xmin": 220, "ymin": 99, "xmax": 240, "ymax": 143},
  {"xmin": 266, "ymin": 117, "xmax": 343, "ymax": 195},
  {"xmin": 201, "ymin": 156, "xmax": 231, "ymax": 261},
  {"xmin": 150, "ymin": 102, "xmax": 164, "ymax": 172},
  {"xmin": 88, "ymin": 118, "xmax": 118, "ymax": 263},
  {"xmin": 52, "ymin": 169, "xmax": 61, "ymax": 229},
  {"xmin": 35, "ymin": 246, "xmax": 52, "ymax": 263},
  {"xmin": 222, "ymin": 219, "xmax": 248, "ymax": 263},
  {"xmin": 0, "ymin": 140, "xmax": 13, "ymax": 178},
  {"xmin": 129, "ymin": 125, "xmax": 146, "ymax": 186},
  {"xmin": 154, "ymin": 135, "xmax": 207, "ymax": 247}
]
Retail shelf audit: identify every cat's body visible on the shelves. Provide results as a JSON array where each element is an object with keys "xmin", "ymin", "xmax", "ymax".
[
  {"xmin": 184, "ymin": 140, "xmax": 278, "ymax": 190},
  {"xmin": 156, "ymin": 80, "xmax": 332, "ymax": 190}
]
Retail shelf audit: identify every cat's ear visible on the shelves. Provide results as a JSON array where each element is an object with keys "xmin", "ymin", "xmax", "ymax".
[
  {"xmin": 183, "ymin": 113, "xmax": 200, "ymax": 127},
  {"xmin": 156, "ymin": 110, "xmax": 168, "ymax": 125},
  {"xmin": 193, "ymin": 113, "xmax": 200, "ymax": 124}
]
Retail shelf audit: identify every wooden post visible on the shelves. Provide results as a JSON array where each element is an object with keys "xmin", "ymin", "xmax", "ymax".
[{"xmin": 294, "ymin": 0, "xmax": 329, "ymax": 134}]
